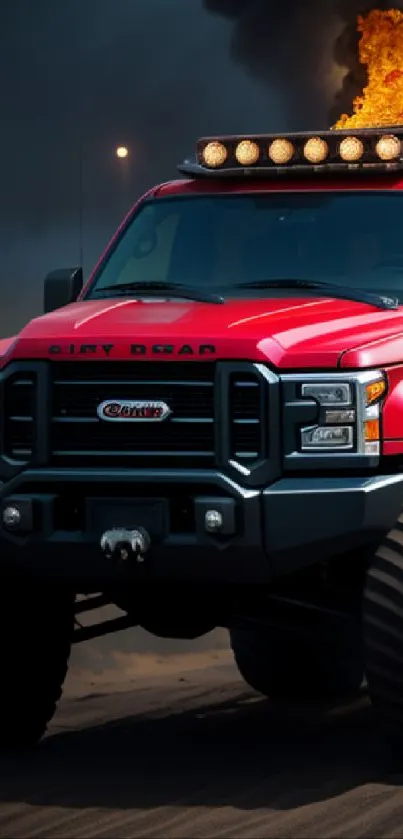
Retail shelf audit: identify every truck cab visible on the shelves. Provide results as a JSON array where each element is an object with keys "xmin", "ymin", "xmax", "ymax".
[{"xmin": 2, "ymin": 126, "xmax": 403, "ymax": 753}]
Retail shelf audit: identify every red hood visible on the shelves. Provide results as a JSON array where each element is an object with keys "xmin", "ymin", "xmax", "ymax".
[{"xmin": 4, "ymin": 295, "xmax": 403, "ymax": 369}]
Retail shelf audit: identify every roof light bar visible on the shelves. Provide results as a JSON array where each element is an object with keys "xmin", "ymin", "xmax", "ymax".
[{"xmin": 178, "ymin": 126, "xmax": 403, "ymax": 178}]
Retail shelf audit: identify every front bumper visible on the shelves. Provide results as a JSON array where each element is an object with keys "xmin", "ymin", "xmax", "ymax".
[{"xmin": 0, "ymin": 469, "xmax": 402, "ymax": 584}]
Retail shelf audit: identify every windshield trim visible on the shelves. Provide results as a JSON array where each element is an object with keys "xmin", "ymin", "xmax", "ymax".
[{"xmin": 81, "ymin": 190, "xmax": 403, "ymax": 301}]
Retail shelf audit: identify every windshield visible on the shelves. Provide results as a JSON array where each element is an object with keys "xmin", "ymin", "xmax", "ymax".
[{"xmin": 85, "ymin": 192, "xmax": 403, "ymax": 302}]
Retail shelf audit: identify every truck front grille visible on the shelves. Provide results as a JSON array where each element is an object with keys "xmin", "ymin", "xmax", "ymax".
[
  {"xmin": 229, "ymin": 372, "xmax": 263, "ymax": 466},
  {"xmin": 3, "ymin": 374, "xmax": 36, "ymax": 460},
  {"xmin": 49, "ymin": 362, "xmax": 216, "ymax": 468},
  {"xmin": 1, "ymin": 361, "xmax": 278, "ymax": 482}
]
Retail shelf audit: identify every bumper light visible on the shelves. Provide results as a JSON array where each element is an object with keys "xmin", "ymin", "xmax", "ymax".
[
  {"xmin": 1, "ymin": 498, "xmax": 33, "ymax": 532},
  {"xmin": 205, "ymin": 510, "xmax": 224, "ymax": 532},
  {"xmin": 2, "ymin": 505, "xmax": 22, "ymax": 528}
]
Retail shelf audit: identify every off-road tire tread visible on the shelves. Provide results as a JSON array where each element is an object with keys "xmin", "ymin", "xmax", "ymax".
[
  {"xmin": 364, "ymin": 524, "xmax": 403, "ymax": 747},
  {"xmin": 230, "ymin": 621, "xmax": 364, "ymax": 701},
  {"xmin": 0, "ymin": 585, "xmax": 74, "ymax": 750}
]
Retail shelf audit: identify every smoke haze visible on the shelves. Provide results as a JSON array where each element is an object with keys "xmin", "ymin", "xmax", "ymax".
[{"xmin": 204, "ymin": 1, "xmax": 403, "ymax": 125}]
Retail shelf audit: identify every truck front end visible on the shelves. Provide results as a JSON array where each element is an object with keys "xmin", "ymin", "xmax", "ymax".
[
  {"xmin": 3, "ymin": 125, "xmax": 403, "ymax": 750},
  {"xmin": 2, "ymin": 127, "xmax": 403, "ymax": 589}
]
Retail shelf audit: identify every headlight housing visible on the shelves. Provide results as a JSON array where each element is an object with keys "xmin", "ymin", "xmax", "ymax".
[{"xmin": 281, "ymin": 370, "xmax": 387, "ymax": 461}]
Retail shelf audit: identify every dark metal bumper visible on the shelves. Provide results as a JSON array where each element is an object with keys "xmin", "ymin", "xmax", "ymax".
[{"xmin": 0, "ymin": 469, "xmax": 402, "ymax": 585}]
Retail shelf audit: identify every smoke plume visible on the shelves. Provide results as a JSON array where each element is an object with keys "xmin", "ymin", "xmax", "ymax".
[{"xmin": 203, "ymin": 1, "xmax": 403, "ymax": 128}]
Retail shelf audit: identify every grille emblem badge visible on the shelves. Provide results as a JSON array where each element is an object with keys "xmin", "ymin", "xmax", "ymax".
[{"xmin": 97, "ymin": 400, "xmax": 171, "ymax": 422}]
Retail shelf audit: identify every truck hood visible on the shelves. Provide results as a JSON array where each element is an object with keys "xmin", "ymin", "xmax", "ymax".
[{"xmin": 4, "ymin": 295, "xmax": 403, "ymax": 369}]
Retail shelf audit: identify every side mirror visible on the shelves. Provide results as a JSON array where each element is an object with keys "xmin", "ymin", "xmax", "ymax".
[{"xmin": 44, "ymin": 267, "xmax": 83, "ymax": 314}]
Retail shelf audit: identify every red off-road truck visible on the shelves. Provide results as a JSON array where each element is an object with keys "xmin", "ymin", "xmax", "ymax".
[{"xmin": 2, "ymin": 126, "xmax": 403, "ymax": 750}]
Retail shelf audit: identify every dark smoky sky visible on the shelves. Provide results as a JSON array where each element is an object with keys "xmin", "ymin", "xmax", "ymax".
[
  {"xmin": 1, "ymin": 0, "xmax": 399, "ymax": 333},
  {"xmin": 0, "ymin": 0, "xmax": 274, "ymax": 333},
  {"xmin": 205, "ymin": 1, "xmax": 403, "ymax": 125}
]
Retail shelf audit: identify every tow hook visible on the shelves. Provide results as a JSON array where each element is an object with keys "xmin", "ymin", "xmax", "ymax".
[{"xmin": 100, "ymin": 527, "xmax": 151, "ymax": 564}]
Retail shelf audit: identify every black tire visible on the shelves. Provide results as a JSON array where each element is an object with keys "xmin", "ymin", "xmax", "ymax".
[
  {"xmin": 230, "ymin": 620, "xmax": 364, "ymax": 700},
  {"xmin": 363, "ymin": 520, "xmax": 403, "ymax": 751},
  {"xmin": 0, "ymin": 580, "xmax": 74, "ymax": 750}
]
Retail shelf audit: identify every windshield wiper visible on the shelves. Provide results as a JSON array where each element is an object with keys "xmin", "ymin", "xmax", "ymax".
[
  {"xmin": 234, "ymin": 279, "xmax": 399, "ymax": 311},
  {"xmin": 91, "ymin": 281, "xmax": 224, "ymax": 304}
]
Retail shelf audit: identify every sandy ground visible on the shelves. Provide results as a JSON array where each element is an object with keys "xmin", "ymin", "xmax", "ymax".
[{"xmin": 1, "ymin": 627, "xmax": 403, "ymax": 838}]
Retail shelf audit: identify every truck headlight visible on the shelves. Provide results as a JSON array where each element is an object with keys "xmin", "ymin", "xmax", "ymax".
[
  {"xmin": 283, "ymin": 371, "xmax": 387, "ymax": 458},
  {"xmin": 301, "ymin": 382, "xmax": 352, "ymax": 405},
  {"xmin": 301, "ymin": 425, "xmax": 353, "ymax": 450}
]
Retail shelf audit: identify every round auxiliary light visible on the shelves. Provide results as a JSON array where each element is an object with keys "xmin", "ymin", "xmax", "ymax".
[
  {"xmin": 375, "ymin": 134, "xmax": 401, "ymax": 161},
  {"xmin": 339, "ymin": 136, "xmax": 364, "ymax": 162},
  {"xmin": 202, "ymin": 141, "xmax": 228, "ymax": 168},
  {"xmin": 268, "ymin": 138, "xmax": 294, "ymax": 164},
  {"xmin": 303, "ymin": 136, "xmax": 329, "ymax": 163},
  {"xmin": 205, "ymin": 509, "xmax": 223, "ymax": 532},
  {"xmin": 235, "ymin": 139, "xmax": 260, "ymax": 165},
  {"xmin": 2, "ymin": 505, "xmax": 21, "ymax": 528}
]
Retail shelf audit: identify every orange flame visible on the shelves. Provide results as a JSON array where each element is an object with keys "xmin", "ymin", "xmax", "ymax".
[{"xmin": 334, "ymin": 9, "xmax": 403, "ymax": 129}]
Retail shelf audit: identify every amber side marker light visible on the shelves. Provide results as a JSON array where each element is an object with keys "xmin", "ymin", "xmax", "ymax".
[
  {"xmin": 366, "ymin": 379, "xmax": 387, "ymax": 404},
  {"xmin": 365, "ymin": 419, "xmax": 380, "ymax": 441},
  {"xmin": 178, "ymin": 126, "xmax": 403, "ymax": 178},
  {"xmin": 363, "ymin": 377, "xmax": 387, "ymax": 453}
]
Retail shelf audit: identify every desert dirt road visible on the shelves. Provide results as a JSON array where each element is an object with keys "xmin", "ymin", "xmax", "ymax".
[{"xmin": 1, "ymin": 627, "xmax": 403, "ymax": 838}]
